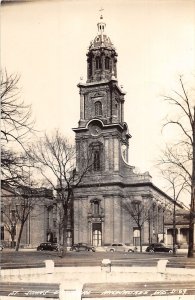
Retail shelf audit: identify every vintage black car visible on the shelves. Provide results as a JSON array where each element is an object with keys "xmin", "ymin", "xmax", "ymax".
[
  {"xmin": 146, "ymin": 243, "xmax": 173, "ymax": 253},
  {"xmin": 70, "ymin": 243, "xmax": 96, "ymax": 252},
  {"xmin": 37, "ymin": 242, "xmax": 58, "ymax": 251}
]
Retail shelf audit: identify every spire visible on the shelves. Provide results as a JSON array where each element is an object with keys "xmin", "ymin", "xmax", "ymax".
[
  {"xmin": 97, "ymin": 8, "xmax": 106, "ymax": 38},
  {"xmin": 86, "ymin": 11, "xmax": 118, "ymax": 83},
  {"xmin": 99, "ymin": 7, "xmax": 104, "ymax": 21}
]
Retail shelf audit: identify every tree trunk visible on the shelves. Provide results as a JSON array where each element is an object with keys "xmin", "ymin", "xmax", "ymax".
[
  {"xmin": 15, "ymin": 222, "xmax": 24, "ymax": 251},
  {"xmin": 173, "ymin": 201, "xmax": 177, "ymax": 254},
  {"xmin": 188, "ymin": 186, "xmax": 195, "ymax": 257},
  {"xmin": 188, "ymin": 108, "xmax": 195, "ymax": 258},
  {"xmin": 148, "ymin": 217, "xmax": 151, "ymax": 244},
  {"xmin": 11, "ymin": 233, "xmax": 15, "ymax": 248},
  {"xmin": 139, "ymin": 226, "xmax": 142, "ymax": 252},
  {"xmin": 59, "ymin": 206, "xmax": 68, "ymax": 258}
]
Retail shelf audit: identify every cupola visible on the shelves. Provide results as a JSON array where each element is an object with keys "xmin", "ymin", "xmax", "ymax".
[{"xmin": 86, "ymin": 15, "xmax": 118, "ymax": 83}]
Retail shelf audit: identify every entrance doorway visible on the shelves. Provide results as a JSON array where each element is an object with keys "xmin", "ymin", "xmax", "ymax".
[
  {"xmin": 92, "ymin": 223, "xmax": 102, "ymax": 246},
  {"xmin": 133, "ymin": 227, "xmax": 140, "ymax": 246}
]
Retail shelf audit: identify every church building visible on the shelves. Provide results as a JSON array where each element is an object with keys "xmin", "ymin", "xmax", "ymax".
[{"xmin": 72, "ymin": 15, "xmax": 177, "ymax": 247}]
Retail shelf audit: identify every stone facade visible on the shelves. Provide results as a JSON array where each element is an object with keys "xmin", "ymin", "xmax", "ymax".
[
  {"xmin": 1, "ymin": 183, "xmax": 57, "ymax": 248},
  {"xmin": 72, "ymin": 16, "xmax": 179, "ymax": 247}
]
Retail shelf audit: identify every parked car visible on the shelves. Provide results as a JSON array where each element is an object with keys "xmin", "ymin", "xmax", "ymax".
[
  {"xmin": 37, "ymin": 242, "xmax": 58, "ymax": 251},
  {"xmin": 70, "ymin": 243, "xmax": 96, "ymax": 252},
  {"xmin": 105, "ymin": 243, "xmax": 134, "ymax": 253},
  {"xmin": 146, "ymin": 243, "xmax": 173, "ymax": 253},
  {"xmin": 0, "ymin": 244, "xmax": 4, "ymax": 251}
]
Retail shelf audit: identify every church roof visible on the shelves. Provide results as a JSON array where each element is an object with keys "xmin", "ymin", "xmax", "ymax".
[{"xmin": 89, "ymin": 34, "xmax": 114, "ymax": 50}]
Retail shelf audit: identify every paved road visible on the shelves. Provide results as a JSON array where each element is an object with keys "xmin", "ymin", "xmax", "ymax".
[{"xmin": 1, "ymin": 249, "xmax": 195, "ymax": 269}]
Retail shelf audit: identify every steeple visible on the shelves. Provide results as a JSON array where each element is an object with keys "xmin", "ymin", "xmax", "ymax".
[
  {"xmin": 76, "ymin": 13, "xmax": 127, "ymax": 129},
  {"xmin": 86, "ymin": 13, "xmax": 118, "ymax": 83},
  {"xmin": 97, "ymin": 13, "xmax": 106, "ymax": 42}
]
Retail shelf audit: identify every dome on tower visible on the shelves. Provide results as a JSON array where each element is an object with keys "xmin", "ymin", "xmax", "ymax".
[
  {"xmin": 89, "ymin": 34, "xmax": 114, "ymax": 50},
  {"xmin": 89, "ymin": 15, "xmax": 115, "ymax": 50},
  {"xmin": 86, "ymin": 14, "xmax": 118, "ymax": 83}
]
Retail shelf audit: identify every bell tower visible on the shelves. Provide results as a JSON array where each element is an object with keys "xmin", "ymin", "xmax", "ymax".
[
  {"xmin": 86, "ymin": 15, "xmax": 117, "ymax": 83},
  {"xmin": 73, "ymin": 15, "xmax": 131, "ymax": 176},
  {"xmin": 72, "ymin": 14, "xmax": 170, "ymax": 248}
]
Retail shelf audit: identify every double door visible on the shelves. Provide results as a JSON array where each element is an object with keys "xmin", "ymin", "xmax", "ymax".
[{"xmin": 92, "ymin": 223, "xmax": 102, "ymax": 246}]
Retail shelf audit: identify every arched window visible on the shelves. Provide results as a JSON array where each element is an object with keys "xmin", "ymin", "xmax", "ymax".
[
  {"xmin": 95, "ymin": 101, "xmax": 102, "ymax": 116},
  {"xmin": 88, "ymin": 61, "xmax": 92, "ymax": 77},
  {"xmin": 105, "ymin": 57, "xmax": 110, "ymax": 69},
  {"xmin": 93, "ymin": 150, "xmax": 100, "ymax": 171},
  {"xmin": 89, "ymin": 142, "xmax": 103, "ymax": 172},
  {"xmin": 93, "ymin": 201, "xmax": 100, "ymax": 215},
  {"xmin": 96, "ymin": 57, "xmax": 101, "ymax": 69}
]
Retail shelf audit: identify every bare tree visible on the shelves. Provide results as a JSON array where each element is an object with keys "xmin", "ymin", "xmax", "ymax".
[
  {"xmin": 29, "ymin": 130, "xmax": 92, "ymax": 256},
  {"xmin": 1, "ymin": 147, "xmax": 30, "ymax": 187},
  {"xmin": 14, "ymin": 187, "xmax": 37, "ymax": 251},
  {"xmin": 159, "ymin": 163, "xmax": 189, "ymax": 253},
  {"xmin": 1, "ymin": 200, "xmax": 18, "ymax": 248},
  {"xmin": 122, "ymin": 196, "xmax": 153, "ymax": 252},
  {"xmin": 1, "ymin": 184, "xmax": 38, "ymax": 251},
  {"xmin": 1, "ymin": 70, "xmax": 35, "ymax": 194},
  {"xmin": 1, "ymin": 70, "xmax": 34, "ymax": 147},
  {"xmin": 162, "ymin": 75, "xmax": 195, "ymax": 257}
]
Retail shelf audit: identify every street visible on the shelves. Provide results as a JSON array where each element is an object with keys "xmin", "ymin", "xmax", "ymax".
[{"xmin": 1, "ymin": 248, "xmax": 194, "ymax": 270}]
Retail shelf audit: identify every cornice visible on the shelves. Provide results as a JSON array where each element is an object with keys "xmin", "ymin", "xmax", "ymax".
[
  {"xmin": 73, "ymin": 121, "xmax": 125, "ymax": 133},
  {"xmin": 78, "ymin": 80, "xmax": 125, "ymax": 95},
  {"xmin": 73, "ymin": 180, "xmax": 178, "ymax": 205}
]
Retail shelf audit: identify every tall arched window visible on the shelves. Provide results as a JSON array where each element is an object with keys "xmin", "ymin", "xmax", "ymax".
[
  {"xmin": 93, "ymin": 200, "xmax": 100, "ymax": 216},
  {"xmin": 89, "ymin": 142, "xmax": 103, "ymax": 172},
  {"xmin": 95, "ymin": 101, "xmax": 102, "ymax": 116},
  {"xmin": 105, "ymin": 57, "xmax": 110, "ymax": 69},
  {"xmin": 88, "ymin": 61, "xmax": 92, "ymax": 77},
  {"xmin": 94, "ymin": 150, "xmax": 100, "ymax": 171},
  {"xmin": 96, "ymin": 57, "xmax": 101, "ymax": 69}
]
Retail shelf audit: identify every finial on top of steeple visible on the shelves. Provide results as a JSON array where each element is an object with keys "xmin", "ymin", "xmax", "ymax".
[
  {"xmin": 97, "ymin": 8, "xmax": 106, "ymax": 35},
  {"xmin": 99, "ymin": 7, "xmax": 104, "ymax": 20}
]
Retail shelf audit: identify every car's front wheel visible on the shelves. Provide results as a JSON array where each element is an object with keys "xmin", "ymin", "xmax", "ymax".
[
  {"xmin": 37, "ymin": 248, "xmax": 44, "ymax": 251},
  {"xmin": 128, "ymin": 249, "xmax": 134, "ymax": 252},
  {"xmin": 169, "ymin": 249, "xmax": 173, "ymax": 253},
  {"xmin": 149, "ymin": 249, "xmax": 154, "ymax": 253},
  {"xmin": 110, "ymin": 249, "xmax": 114, "ymax": 252}
]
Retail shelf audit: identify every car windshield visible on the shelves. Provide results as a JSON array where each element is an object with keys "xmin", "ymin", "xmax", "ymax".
[{"xmin": 158, "ymin": 243, "xmax": 166, "ymax": 247}]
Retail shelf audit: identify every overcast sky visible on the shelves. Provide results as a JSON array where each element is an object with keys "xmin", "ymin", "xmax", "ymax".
[{"xmin": 1, "ymin": 0, "xmax": 195, "ymax": 196}]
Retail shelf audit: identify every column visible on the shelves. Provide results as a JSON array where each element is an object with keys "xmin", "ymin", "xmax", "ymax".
[
  {"xmin": 164, "ymin": 229, "xmax": 168, "ymax": 245},
  {"xmin": 101, "ymin": 55, "xmax": 105, "ymax": 79},
  {"xmin": 177, "ymin": 228, "xmax": 181, "ymax": 244},
  {"xmin": 113, "ymin": 138, "xmax": 119, "ymax": 171},
  {"xmin": 121, "ymin": 101, "xmax": 124, "ymax": 122},
  {"xmin": 92, "ymin": 57, "xmax": 95, "ymax": 78},
  {"xmin": 104, "ymin": 138, "xmax": 109, "ymax": 171},
  {"xmin": 80, "ymin": 94, "xmax": 84, "ymax": 120},
  {"xmin": 88, "ymin": 221, "xmax": 92, "ymax": 245}
]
